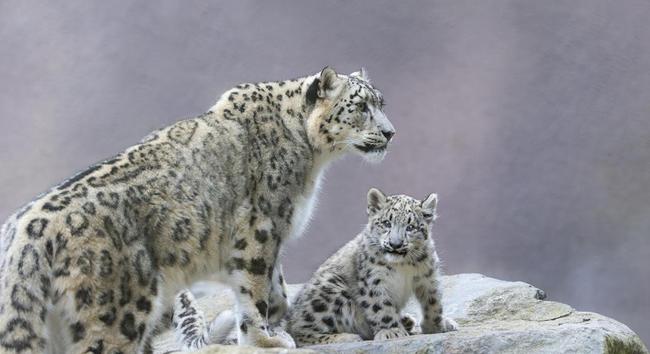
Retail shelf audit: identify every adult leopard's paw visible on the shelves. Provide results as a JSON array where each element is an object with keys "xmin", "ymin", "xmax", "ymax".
[{"xmin": 373, "ymin": 327, "xmax": 410, "ymax": 341}]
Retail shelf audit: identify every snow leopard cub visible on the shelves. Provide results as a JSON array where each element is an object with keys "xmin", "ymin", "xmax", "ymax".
[{"xmin": 287, "ymin": 188, "xmax": 458, "ymax": 346}]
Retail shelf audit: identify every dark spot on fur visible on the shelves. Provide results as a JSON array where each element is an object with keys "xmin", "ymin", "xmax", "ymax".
[
  {"xmin": 120, "ymin": 313, "xmax": 138, "ymax": 341},
  {"xmin": 17, "ymin": 244, "xmax": 39, "ymax": 278},
  {"xmin": 255, "ymin": 301, "xmax": 268, "ymax": 316},
  {"xmin": 234, "ymin": 238, "xmax": 248, "ymax": 250},
  {"xmin": 26, "ymin": 218, "xmax": 48, "ymax": 239},
  {"xmin": 86, "ymin": 340, "xmax": 104, "ymax": 354},
  {"xmin": 0, "ymin": 318, "xmax": 38, "ymax": 351},
  {"xmin": 136, "ymin": 297, "xmax": 152, "ymax": 313},
  {"xmin": 254, "ymin": 229, "xmax": 268, "ymax": 243},
  {"xmin": 310, "ymin": 299, "xmax": 327, "ymax": 312},
  {"xmin": 70, "ymin": 322, "xmax": 86, "ymax": 343},
  {"xmin": 75, "ymin": 287, "xmax": 93, "ymax": 310},
  {"xmin": 303, "ymin": 312, "xmax": 315, "ymax": 322},
  {"xmin": 248, "ymin": 258, "xmax": 267, "ymax": 275},
  {"xmin": 82, "ymin": 202, "xmax": 96, "ymax": 215},
  {"xmin": 99, "ymin": 307, "xmax": 117, "ymax": 326},
  {"xmin": 322, "ymin": 316, "xmax": 335, "ymax": 328}
]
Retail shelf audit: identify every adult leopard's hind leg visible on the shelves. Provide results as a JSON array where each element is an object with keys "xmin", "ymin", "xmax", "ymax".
[
  {"xmin": 0, "ymin": 216, "xmax": 51, "ymax": 354},
  {"xmin": 0, "ymin": 249, "xmax": 49, "ymax": 354},
  {"xmin": 63, "ymin": 279, "xmax": 148, "ymax": 354}
]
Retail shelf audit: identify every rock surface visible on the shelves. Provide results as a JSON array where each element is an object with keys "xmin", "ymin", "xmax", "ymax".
[{"xmin": 152, "ymin": 274, "xmax": 647, "ymax": 354}]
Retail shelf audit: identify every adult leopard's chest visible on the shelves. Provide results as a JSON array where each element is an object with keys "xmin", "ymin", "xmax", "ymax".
[{"xmin": 288, "ymin": 170, "xmax": 323, "ymax": 240}]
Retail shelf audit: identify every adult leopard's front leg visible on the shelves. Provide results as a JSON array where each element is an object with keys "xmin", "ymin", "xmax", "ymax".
[
  {"xmin": 227, "ymin": 218, "xmax": 296, "ymax": 348},
  {"xmin": 268, "ymin": 263, "xmax": 289, "ymax": 325}
]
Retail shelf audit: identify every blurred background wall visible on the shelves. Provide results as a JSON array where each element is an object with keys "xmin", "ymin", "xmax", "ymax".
[{"xmin": 1, "ymin": 0, "xmax": 648, "ymax": 344}]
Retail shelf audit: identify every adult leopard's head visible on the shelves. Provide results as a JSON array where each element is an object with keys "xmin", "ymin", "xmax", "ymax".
[
  {"xmin": 364, "ymin": 188, "xmax": 438, "ymax": 264},
  {"xmin": 306, "ymin": 67, "xmax": 395, "ymax": 162}
]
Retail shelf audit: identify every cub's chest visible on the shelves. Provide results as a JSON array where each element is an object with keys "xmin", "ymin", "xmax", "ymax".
[{"xmin": 382, "ymin": 267, "xmax": 417, "ymax": 308}]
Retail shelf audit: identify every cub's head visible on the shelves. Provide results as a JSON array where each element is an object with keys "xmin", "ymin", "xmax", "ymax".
[
  {"xmin": 306, "ymin": 67, "xmax": 395, "ymax": 162},
  {"xmin": 363, "ymin": 188, "xmax": 438, "ymax": 263}
]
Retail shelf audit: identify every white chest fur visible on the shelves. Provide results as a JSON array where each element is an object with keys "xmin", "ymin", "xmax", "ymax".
[
  {"xmin": 383, "ymin": 265, "xmax": 418, "ymax": 309},
  {"xmin": 289, "ymin": 173, "xmax": 323, "ymax": 240}
]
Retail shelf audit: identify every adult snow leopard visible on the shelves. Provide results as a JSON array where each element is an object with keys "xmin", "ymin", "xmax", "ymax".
[{"xmin": 0, "ymin": 67, "xmax": 394, "ymax": 353}]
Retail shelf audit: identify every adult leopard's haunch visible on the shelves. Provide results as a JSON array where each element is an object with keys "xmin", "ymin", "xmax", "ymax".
[{"xmin": 0, "ymin": 67, "xmax": 395, "ymax": 354}]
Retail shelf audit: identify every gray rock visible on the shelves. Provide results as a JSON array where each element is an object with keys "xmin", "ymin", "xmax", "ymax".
[{"xmin": 152, "ymin": 274, "xmax": 647, "ymax": 354}]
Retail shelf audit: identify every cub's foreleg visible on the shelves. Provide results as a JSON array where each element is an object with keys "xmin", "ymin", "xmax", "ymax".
[{"xmin": 413, "ymin": 264, "xmax": 458, "ymax": 334}]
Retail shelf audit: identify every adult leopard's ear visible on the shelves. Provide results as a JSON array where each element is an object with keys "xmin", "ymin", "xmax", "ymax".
[
  {"xmin": 421, "ymin": 193, "xmax": 438, "ymax": 222},
  {"xmin": 318, "ymin": 66, "xmax": 339, "ymax": 98},
  {"xmin": 350, "ymin": 67, "xmax": 370, "ymax": 82},
  {"xmin": 367, "ymin": 188, "xmax": 387, "ymax": 215},
  {"xmin": 306, "ymin": 66, "xmax": 340, "ymax": 105}
]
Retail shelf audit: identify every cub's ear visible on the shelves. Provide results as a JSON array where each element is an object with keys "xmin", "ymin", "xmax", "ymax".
[
  {"xmin": 350, "ymin": 67, "xmax": 370, "ymax": 82},
  {"xmin": 367, "ymin": 188, "xmax": 387, "ymax": 215},
  {"xmin": 421, "ymin": 193, "xmax": 438, "ymax": 222},
  {"xmin": 318, "ymin": 66, "xmax": 339, "ymax": 98}
]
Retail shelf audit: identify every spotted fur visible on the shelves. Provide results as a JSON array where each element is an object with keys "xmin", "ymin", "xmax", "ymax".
[
  {"xmin": 287, "ymin": 189, "xmax": 457, "ymax": 346},
  {"xmin": 172, "ymin": 290, "xmax": 236, "ymax": 350},
  {"xmin": 0, "ymin": 68, "xmax": 394, "ymax": 354}
]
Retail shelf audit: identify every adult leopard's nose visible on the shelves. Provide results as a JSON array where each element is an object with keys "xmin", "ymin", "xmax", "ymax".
[{"xmin": 382, "ymin": 130, "xmax": 395, "ymax": 141}]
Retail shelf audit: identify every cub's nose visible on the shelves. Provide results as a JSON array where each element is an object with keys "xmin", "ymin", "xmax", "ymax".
[
  {"xmin": 389, "ymin": 239, "xmax": 403, "ymax": 249},
  {"xmin": 382, "ymin": 130, "xmax": 395, "ymax": 141}
]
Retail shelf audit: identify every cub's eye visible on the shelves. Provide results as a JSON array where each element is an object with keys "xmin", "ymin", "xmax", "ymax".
[
  {"xmin": 359, "ymin": 102, "xmax": 369, "ymax": 113},
  {"xmin": 382, "ymin": 220, "xmax": 391, "ymax": 228},
  {"xmin": 406, "ymin": 225, "xmax": 415, "ymax": 232}
]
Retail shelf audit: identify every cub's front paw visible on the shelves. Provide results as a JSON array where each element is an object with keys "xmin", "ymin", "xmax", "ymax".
[
  {"xmin": 422, "ymin": 315, "xmax": 459, "ymax": 334},
  {"xmin": 373, "ymin": 327, "xmax": 410, "ymax": 341},
  {"xmin": 243, "ymin": 326, "xmax": 296, "ymax": 348},
  {"xmin": 440, "ymin": 316, "xmax": 459, "ymax": 332},
  {"xmin": 400, "ymin": 313, "xmax": 421, "ymax": 335}
]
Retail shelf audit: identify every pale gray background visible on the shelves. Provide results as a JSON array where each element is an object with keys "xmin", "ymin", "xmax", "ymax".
[{"xmin": 1, "ymin": 0, "xmax": 648, "ymax": 344}]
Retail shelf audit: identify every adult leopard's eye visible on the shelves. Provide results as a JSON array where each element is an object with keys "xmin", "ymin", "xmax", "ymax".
[
  {"xmin": 406, "ymin": 225, "xmax": 415, "ymax": 232},
  {"xmin": 359, "ymin": 102, "xmax": 369, "ymax": 113},
  {"xmin": 382, "ymin": 220, "xmax": 391, "ymax": 228}
]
